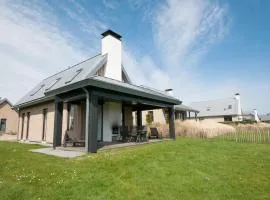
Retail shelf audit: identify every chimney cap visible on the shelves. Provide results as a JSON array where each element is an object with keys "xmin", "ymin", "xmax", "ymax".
[
  {"xmin": 165, "ymin": 88, "xmax": 173, "ymax": 92},
  {"xmin": 101, "ymin": 29, "xmax": 122, "ymax": 40}
]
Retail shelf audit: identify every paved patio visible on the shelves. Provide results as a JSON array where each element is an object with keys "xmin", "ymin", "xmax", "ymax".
[
  {"xmin": 31, "ymin": 148, "xmax": 85, "ymax": 158},
  {"xmin": 30, "ymin": 139, "xmax": 169, "ymax": 158}
]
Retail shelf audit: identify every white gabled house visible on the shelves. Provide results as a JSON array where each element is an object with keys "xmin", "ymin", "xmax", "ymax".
[
  {"xmin": 190, "ymin": 93, "xmax": 243, "ymax": 122},
  {"xmin": 14, "ymin": 30, "xmax": 181, "ymax": 153}
]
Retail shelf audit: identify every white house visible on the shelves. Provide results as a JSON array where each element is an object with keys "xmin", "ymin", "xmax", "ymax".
[
  {"xmin": 14, "ymin": 30, "xmax": 181, "ymax": 153},
  {"xmin": 190, "ymin": 93, "xmax": 243, "ymax": 122}
]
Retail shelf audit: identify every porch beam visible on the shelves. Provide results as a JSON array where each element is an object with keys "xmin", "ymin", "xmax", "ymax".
[
  {"xmin": 168, "ymin": 107, "xmax": 175, "ymax": 139},
  {"xmin": 53, "ymin": 98, "xmax": 63, "ymax": 149},
  {"xmin": 84, "ymin": 89, "xmax": 98, "ymax": 153},
  {"xmin": 92, "ymin": 90, "xmax": 174, "ymax": 108}
]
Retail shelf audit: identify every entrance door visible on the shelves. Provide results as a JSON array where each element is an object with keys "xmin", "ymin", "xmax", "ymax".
[{"xmin": 97, "ymin": 104, "xmax": 103, "ymax": 141}]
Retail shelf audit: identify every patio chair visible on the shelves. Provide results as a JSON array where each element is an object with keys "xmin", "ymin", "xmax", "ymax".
[
  {"xmin": 149, "ymin": 128, "xmax": 159, "ymax": 139},
  {"xmin": 63, "ymin": 130, "xmax": 85, "ymax": 147},
  {"xmin": 120, "ymin": 126, "xmax": 130, "ymax": 142},
  {"xmin": 129, "ymin": 127, "xmax": 139, "ymax": 142},
  {"xmin": 137, "ymin": 126, "xmax": 148, "ymax": 142}
]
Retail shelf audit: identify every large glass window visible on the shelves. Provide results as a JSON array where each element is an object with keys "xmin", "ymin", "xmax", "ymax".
[
  {"xmin": 26, "ymin": 112, "xmax": 30, "ymax": 140},
  {"xmin": 21, "ymin": 113, "xmax": 25, "ymax": 139},
  {"xmin": 0, "ymin": 119, "xmax": 7, "ymax": 132},
  {"xmin": 42, "ymin": 109, "xmax": 48, "ymax": 141}
]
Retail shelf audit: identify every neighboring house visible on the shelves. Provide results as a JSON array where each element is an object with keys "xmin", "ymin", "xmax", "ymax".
[
  {"xmin": 190, "ymin": 93, "xmax": 243, "ymax": 122},
  {"xmin": 0, "ymin": 98, "xmax": 18, "ymax": 134},
  {"xmin": 141, "ymin": 103, "xmax": 199, "ymax": 125},
  {"xmin": 14, "ymin": 30, "xmax": 181, "ymax": 153},
  {"xmin": 242, "ymin": 109, "xmax": 260, "ymax": 122},
  {"xmin": 259, "ymin": 113, "xmax": 270, "ymax": 123}
]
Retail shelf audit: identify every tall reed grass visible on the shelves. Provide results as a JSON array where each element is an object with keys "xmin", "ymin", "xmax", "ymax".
[{"xmin": 148, "ymin": 120, "xmax": 270, "ymax": 144}]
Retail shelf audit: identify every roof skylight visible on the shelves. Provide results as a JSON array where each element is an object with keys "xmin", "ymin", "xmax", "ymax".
[
  {"xmin": 45, "ymin": 78, "xmax": 61, "ymax": 91},
  {"xmin": 30, "ymin": 84, "xmax": 45, "ymax": 96},
  {"xmin": 65, "ymin": 68, "xmax": 83, "ymax": 84}
]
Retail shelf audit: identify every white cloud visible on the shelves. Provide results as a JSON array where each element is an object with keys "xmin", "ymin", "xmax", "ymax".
[
  {"xmin": 0, "ymin": 0, "xmax": 268, "ymax": 113},
  {"xmin": 0, "ymin": 0, "xmax": 100, "ymax": 103},
  {"xmin": 154, "ymin": 0, "xmax": 228, "ymax": 66}
]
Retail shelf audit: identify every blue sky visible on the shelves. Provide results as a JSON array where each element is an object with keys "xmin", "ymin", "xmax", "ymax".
[{"xmin": 0, "ymin": 0, "xmax": 269, "ymax": 113}]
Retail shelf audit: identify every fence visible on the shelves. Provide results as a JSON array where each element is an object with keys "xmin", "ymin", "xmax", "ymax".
[{"xmin": 216, "ymin": 130, "xmax": 270, "ymax": 144}]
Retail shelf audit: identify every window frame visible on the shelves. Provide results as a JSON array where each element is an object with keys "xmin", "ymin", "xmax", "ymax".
[{"xmin": 42, "ymin": 108, "xmax": 48, "ymax": 141}]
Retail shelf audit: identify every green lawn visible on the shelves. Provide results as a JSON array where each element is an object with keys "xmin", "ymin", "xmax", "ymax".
[{"xmin": 0, "ymin": 138, "xmax": 269, "ymax": 200}]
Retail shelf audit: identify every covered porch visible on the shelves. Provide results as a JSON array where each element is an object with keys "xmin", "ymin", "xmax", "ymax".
[{"xmin": 50, "ymin": 79, "xmax": 180, "ymax": 153}]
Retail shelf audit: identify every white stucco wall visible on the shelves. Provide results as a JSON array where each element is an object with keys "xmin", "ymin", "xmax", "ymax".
[
  {"xmin": 141, "ymin": 109, "xmax": 166, "ymax": 125},
  {"xmin": 102, "ymin": 35, "xmax": 122, "ymax": 81},
  {"xmin": 103, "ymin": 102, "xmax": 122, "ymax": 142}
]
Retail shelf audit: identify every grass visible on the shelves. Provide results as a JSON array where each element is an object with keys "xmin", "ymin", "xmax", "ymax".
[{"xmin": 0, "ymin": 138, "xmax": 269, "ymax": 200}]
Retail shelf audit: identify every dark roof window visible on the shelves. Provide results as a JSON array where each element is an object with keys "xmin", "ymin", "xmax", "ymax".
[
  {"xmin": 45, "ymin": 78, "xmax": 61, "ymax": 91},
  {"xmin": 65, "ymin": 69, "xmax": 83, "ymax": 84},
  {"xmin": 228, "ymin": 105, "xmax": 232, "ymax": 109},
  {"xmin": 30, "ymin": 84, "xmax": 45, "ymax": 96}
]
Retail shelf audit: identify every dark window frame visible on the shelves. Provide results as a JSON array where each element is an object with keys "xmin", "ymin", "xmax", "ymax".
[
  {"xmin": 21, "ymin": 113, "xmax": 25, "ymax": 139},
  {"xmin": 42, "ymin": 108, "xmax": 48, "ymax": 141},
  {"xmin": 65, "ymin": 68, "xmax": 83, "ymax": 84},
  {"xmin": 26, "ymin": 112, "xmax": 30, "ymax": 140},
  {"xmin": 45, "ymin": 78, "xmax": 61, "ymax": 91},
  {"xmin": 0, "ymin": 118, "xmax": 7, "ymax": 132},
  {"xmin": 30, "ymin": 84, "xmax": 45, "ymax": 96}
]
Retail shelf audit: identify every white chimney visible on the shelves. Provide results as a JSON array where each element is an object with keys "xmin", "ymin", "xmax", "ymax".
[
  {"xmin": 234, "ymin": 93, "xmax": 242, "ymax": 120},
  {"xmin": 165, "ymin": 89, "xmax": 173, "ymax": 96},
  {"xmin": 101, "ymin": 30, "xmax": 122, "ymax": 81},
  {"xmin": 252, "ymin": 109, "xmax": 260, "ymax": 122}
]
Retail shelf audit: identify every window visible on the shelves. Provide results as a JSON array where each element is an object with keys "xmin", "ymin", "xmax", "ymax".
[
  {"xmin": 65, "ymin": 68, "xmax": 83, "ymax": 84},
  {"xmin": 0, "ymin": 119, "xmax": 7, "ymax": 132},
  {"xmin": 45, "ymin": 78, "xmax": 61, "ymax": 91},
  {"xmin": 228, "ymin": 105, "xmax": 232, "ymax": 109},
  {"xmin": 68, "ymin": 104, "xmax": 75, "ymax": 131},
  {"xmin": 146, "ymin": 111, "xmax": 154, "ymax": 124},
  {"xmin": 224, "ymin": 116, "xmax": 232, "ymax": 122},
  {"xmin": 42, "ymin": 109, "xmax": 48, "ymax": 141},
  {"xmin": 30, "ymin": 84, "xmax": 45, "ymax": 96},
  {"xmin": 21, "ymin": 113, "xmax": 25, "ymax": 139},
  {"xmin": 26, "ymin": 112, "xmax": 30, "ymax": 140}
]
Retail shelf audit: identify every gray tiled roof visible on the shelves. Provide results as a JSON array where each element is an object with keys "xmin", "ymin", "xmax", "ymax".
[
  {"xmin": 259, "ymin": 114, "xmax": 270, "ymax": 121},
  {"xmin": 174, "ymin": 104, "xmax": 199, "ymax": 112},
  {"xmin": 0, "ymin": 98, "xmax": 13, "ymax": 107},
  {"xmin": 15, "ymin": 54, "xmax": 107, "ymax": 106},
  {"xmin": 15, "ymin": 53, "xmax": 180, "ymax": 107},
  {"xmin": 190, "ymin": 98, "xmax": 239, "ymax": 117},
  {"xmin": 88, "ymin": 76, "xmax": 180, "ymax": 102}
]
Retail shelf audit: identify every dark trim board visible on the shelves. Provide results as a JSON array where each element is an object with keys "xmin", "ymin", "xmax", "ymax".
[
  {"xmin": 53, "ymin": 98, "xmax": 63, "ymax": 148},
  {"xmin": 45, "ymin": 78, "xmax": 180, "ymax": 105}
]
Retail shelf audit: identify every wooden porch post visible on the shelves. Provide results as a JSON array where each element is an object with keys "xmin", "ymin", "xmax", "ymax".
[
  {"xmin": 136, "ymin": 109, "xmax": 142, "ymax": 126},
  {"xmin": 188, "ymin": 111, "xmax": 191, "ymax": 119},
  {"xmin": 53, "ymin": 98, "xmax": 63, "ymax": 149},
  {"xmin": 195, "ymin": 112, "xmax": 198, "ymax": 121},
  {"xmin": 85, "ymin": 89, "xmax": 98, "ymax": 153},
  {"xmin": 168, "ymin": 107, "xmax": 175, "ymax": 139}
]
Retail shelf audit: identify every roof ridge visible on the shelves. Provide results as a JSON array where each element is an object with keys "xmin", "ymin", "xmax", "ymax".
[
  {"xmin": 43, "ymin": 53, "xmax": 102, "ymax": 81},
  {"xmin": 191, "ymin": 97, "xmax": 235, "ymax": 104}
]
